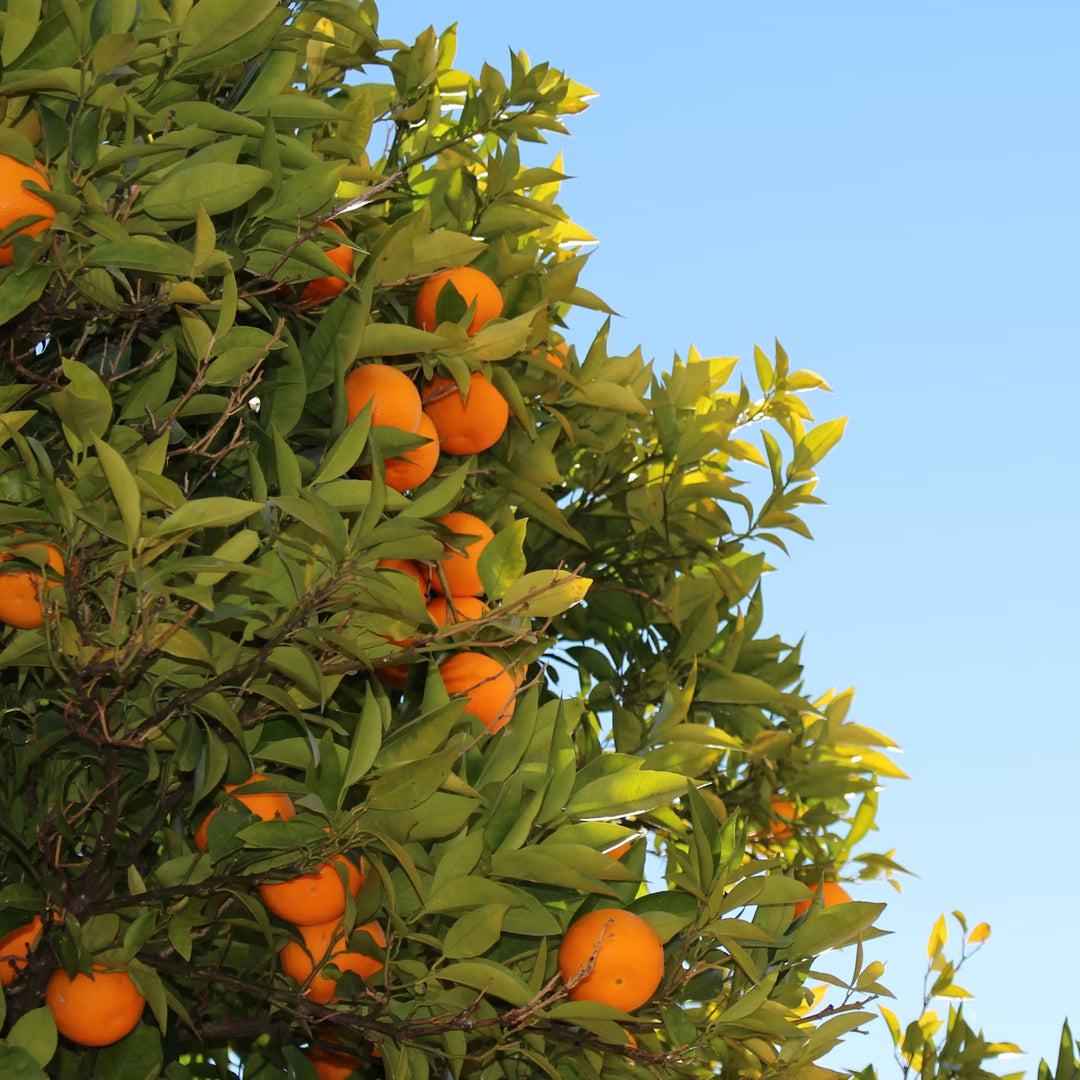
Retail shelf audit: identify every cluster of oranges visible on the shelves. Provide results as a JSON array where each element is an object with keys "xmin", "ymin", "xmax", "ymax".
[
  {"xmin": 193, "ymin": 775, "xmax": 384, "ymax": 1006},
  {"xmin": 0, "ymin": 915, "xmax": 147, "ymax": 1047}
]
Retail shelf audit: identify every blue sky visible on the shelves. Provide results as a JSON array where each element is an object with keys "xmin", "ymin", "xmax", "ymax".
[{"xmin": 381, "ymin": 2, "xmax": 1080, "ymax": 1072}]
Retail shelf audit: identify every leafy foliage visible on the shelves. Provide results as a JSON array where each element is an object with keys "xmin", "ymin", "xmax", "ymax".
[{"xmin": 0, "ymin": 2, "xmax": 907, "ymax": 1078}]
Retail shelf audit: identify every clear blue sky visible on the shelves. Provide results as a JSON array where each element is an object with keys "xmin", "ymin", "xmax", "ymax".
[{"xmin": 382, "ymin": 3, "xmax": 1080, "ymax": 1072}]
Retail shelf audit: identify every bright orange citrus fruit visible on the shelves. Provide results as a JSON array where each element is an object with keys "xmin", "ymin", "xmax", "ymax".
[
  {"xmin": 344, "ymin": 364, "xmax": 422, "ymax": 434},
  {"xmin": 431, "ymin": 511, "xmax": 493, "ymax": 597},
  {"xmin": 297, "ymin": 221, "xmax": 354, "ymax": 307},
  {"xmin": 0, "ymin": 154, "xmax": 55, "ymax": 267},
  {"xmin": 764, "ymin": 797, "xmax": 797, "ymax": 842},
  {"xmin": 439, "ymin": 651, "xmax": 520, "ymax": 733},
  {"xmin": 280, "ymin": 919, "xmax": 386, "ymax": 1004},
  {"xmin": 384, "ymin": 410, "xmax": 439, "ymax": 493},
  {"xmin": 0, "ymin": 540, "xmax": 64, "ymax": 629},
  {"xmin": 420, "ymin": 372, "xmax": 509, "ymax": 455},
  {"xmin": 46, "ymin": 963, "xmax": 146, "ymax": 1046},
  {"xmin": 259, "ymin": 854, "xmax": 363, "ymax": 926},
  {"xmin": 306, "ymin": 1038, "xmax": 366, "ymax": 1079},
  {"xmin": 0, "ymin": 915, "xmax": 44, "ymax": 987},
  {"xmin": 558, "ymin": 908, "xmax": 664, "ymax": 1012},
  {"xmin": 414, "ymin": 266, "xmax": 503, "ymax": 334},
  {"xmin": 194, "ymin": 773, "xmax": 296, "ymax": 852},
  {"xmin": 425, "ymin": 594, "xmax": 486, "ymax": 631},
  {"xmin": 793, "ymin": 879, "xmax": 852, "ymax": 920}
]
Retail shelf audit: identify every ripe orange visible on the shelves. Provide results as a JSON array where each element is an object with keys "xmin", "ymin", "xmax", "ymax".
[
  {"xmin": 306, "ymin": 1039, "xmax": 365, "ymax": 1079},
  {"xmin": 764, "ymin": 797, "xmax": 797, "ymax": 842},
  {"xmin": 297, "ymin": 222, "xmax": 354, "ymax": 308},
  {"xmin": 439, "ymin": 652, "xmax": 520, "ymax": 733},
  {"xmin": 420, "ymin": 372, "xmax": 509, "ymax": 455},
  {"xmin": 425, "ymin": 594, "xmax": 486, "ymax": 630},
  {"xmin": 374, "ymin": 558, "xmax": 430, "ymax": 688},
  {"xmin": 45, "ymin": 963, "xmax": 146, "ymax": 1047},
  {"xmin": 547, "ymin": 343, "xmax": 568, "ymax": 368},
  {"xmin": 194, "ymin": 773, "xmax": 296, "ymax": 852},
  {"xmin": 0, "ymin": 154, "xmax": 55, "ymax": 267},
  {"xmin": 431, "ymin": 511, "xmax": 493, "ymax": 597},
  {"xmin": 558, "ymin": 908, "xmax": 664, "ymax": 1013},
  {"xmin": 602, "ymin": 834, "xmax": 639, "ymax": 861},
  {"xmin": 0, "ymin": 540, "xmax": 64, "ymax": 629},
  {"xmin": 259, "ymin": 854, "xmax": 363, "ymax": 926},
  {"xmin": 414, "ymin": 266, "xmax": 503, "ymax": 334},
  {"xmin": 344, "ymin": 364, "xmax": 422, "ymax": 434},
  {"xmin": 280, "ymin": 919, "xmax": 386, "ymax": 1004},
  {"xmin": 0, "ymin": 915, "xmax": 44, "ymax": 987},
  {"xmin": 384, "ymin": 410, "xmax": 439, "ymax": 493},
  {"xmin": 793, "ymin": 880, "xmax": 852, "ymax": 920}
]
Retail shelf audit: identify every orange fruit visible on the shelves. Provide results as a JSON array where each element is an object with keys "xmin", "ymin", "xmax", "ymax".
[
  {"xmin": 420, "ymin": 372, "xmax": 509, "ymax": 455},
  {"xmin": 547, "ymin": 343, "xmax": 568, "ymax": 368},
  {"xmin": 306, "ymin": 1038, "xmax": 365, "ymax": 1079},
  {"xmin": 259, "ymin": 854, "xmax": 363, "ymax": 926},
  {"xmin": 344, "ymin": 364, "xmax": 422, "ymax": 434},
  {"xmin": 194, "ymin": 772, "xmax": 296, "ymax": 852},
  {"xmin": 431, "ymin": 511, "xmax": 493, "ymax": 597},
  {"xmin": 376, "ymin": 558, "xmax": 429, "ymax": 598},
  {"xmin": 280, "ymin": 919, "xmax": 386, "ymax": 1004},
  {"xmin": 414, "ymin": 266, "xmax": 503, "ymax": 334},
  {"xmin": 297, "ymin": 222, "xmax": 354, "ymax": 308},
  {"xmin": 603, "ymin": 834, "xmax": 639, "ymax": 861},
  {"xmin": 0, "ymin": 915, "xmax": 44, "ymax": 987},
  {"xmin": 793, "ymin": 880, "xmax": 852, "ymax": 920},
  {"xmin": 0, "ymin": 540, "xmax": 64, "ymax": 629},
  {"xmin": 45, "ymin": 963, "xmax": 146, "ymax": 1047},
  {"xmin": 558, "ymin": 908, "xmax": 664, "ymax": 1012},
  {"xmin": 0, "ymin": 154, "xmax": 55, "ymax": 267},
  {"xmin": 439, "ymin": 652, "xmax": 520, "ymax": 733},
  {"xmin": 384, "ymin": 410, "xmax": 439, "ymax": 493},
  {"xmin": 425, "ymin": 594, "xmax": 486, "ymax": 630},
  {"xmin": 764, "ymin": 797, "xmax": 797, "ymax": 842},
  {"xmin": 374, "ymin": 558, "xmax": 430, "ymax": 689}
]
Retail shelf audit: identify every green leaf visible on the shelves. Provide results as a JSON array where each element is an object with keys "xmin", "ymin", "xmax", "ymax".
[
  {"xmin": 2, "ymin": 0, "xmax": 43, "ymax": 66},
  {"xmin": 142, "ymin": 164, "xmax": 271, "ymax": 221},
  {"xmin": 436, "ymin": 959, "xmax": 532, "ymax": 1006},
  {"xmin": 0, "ymin": 265, "xmax": 51, "ymax": 328},
  {"xmin": 499, "ymin": 570, "xmax": 591, "ymax": 618},
  {"xmin": 83, "ymin": 238, "xmax": 193, "ymax": 276},
  {"xmin": 156, "ymin": 498, "xmax": 261, "ymax": 535},
  {"xmin": 357, "ymin": 323, "xmax": 446, "ymax": 357},
  {"xmin": 93, "ymin": 437, "xmax": 142, "ymax": 547},
  {"xmin": 442, "ymin": 904, "xmax": 508, "ymax": 960},
  {"xmin": 0, "ymin": 1044, "xmax": 47, "ymax": 1080},
  {"xmin": 6, "ymin": 1007, "xmax": 56, "ymax": 1068},
  {"xmin": 476, "ymin": 518, "xmax": 527, "ymax": 600},
  {"xmin": 566, "ymin": 768, "xmax": 691, "ymax": 820}
]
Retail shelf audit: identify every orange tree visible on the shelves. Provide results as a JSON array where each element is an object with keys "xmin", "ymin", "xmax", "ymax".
[{"xmin": 0, "ymin": 2, "xmax": 904, "ymax": 1078}]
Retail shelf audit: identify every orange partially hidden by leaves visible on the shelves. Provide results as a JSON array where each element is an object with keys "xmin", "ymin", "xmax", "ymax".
[
  {"xmin": 374, "ymin": 558, "xmax": 430, "ymax": 689},
  {"xmin": 280, "ymin": 919, "xmax": 386, "ymax": 1004},
  {"xmin": 194, "ymin": 772, "xmax": 296, "ymax": 852},
  {"xmin": 420, "ymin": 372, "xmax": 509, "ymax": 455},
  {"xmin": 414, "ymin": 265, "xmax": 503, "ymax": 334},
  {"xmin": 344, "ymin": 363, "xmax": 422, "ymax": 434},
  {"xmin": 0, "ymin": 915, "xmax": 44, "ymax": 987},
  {"xmin": 46, "ymin": 963, "xmax": 146, "ymax": 1047},
  {"xmin": 765, "ymin": 797, "xmax": 797, "ymax": 842},
  {"xmin": 306, "ymin": 1038, "xmax": 366, "ymax": 1080},
  {"xmin": 432, "ymin": 511, "xmax": 493, "ymax": 597},
  {"xmin": 385, "ymin": 410, "xmax": 440, "ymax": 493},
  {"xmin": 793, "ymin": 880, "xmax": 852, "ymax": 920},
  {"xmin": 0, "ymin": 154, "xmax": 55, "ymax": 267},
  {"xmin": 259, "ymin": 854, "xmax": 363, "ymax": 926},
  {"xmin": 0, "ymin": 540, "xmax": 64, "ymax": 629},
  {"xmin": 439, "ymin": 652, "xmax": 521, "ymax": 733},
  {"xmin": 547, "ymin": 342, "xmax": 568, "ymax": 368},
  {"xmin": 603, "ymin": 833, "xmax": 640, "ymax": 861},
  {"xmin": 297, "ymin": 221, "xmax": 354, "ymax": 307},
  {"xmin": 558, "ymin": 908, "xmax": 664, "ymax": 1013},
  {"xmin": 426, "ymin": 594, "xmax": 486, "ymax": 631}
]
